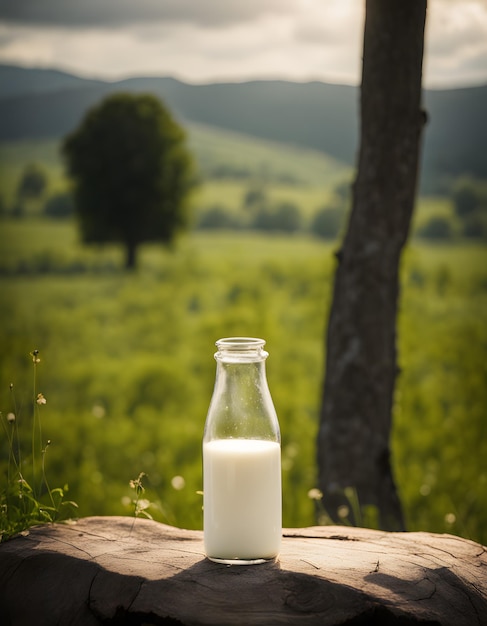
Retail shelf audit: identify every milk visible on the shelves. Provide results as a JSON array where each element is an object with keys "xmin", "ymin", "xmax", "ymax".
[{"xmin": 203, "ymin": 438, "xmax": 281, "ymax": 562}]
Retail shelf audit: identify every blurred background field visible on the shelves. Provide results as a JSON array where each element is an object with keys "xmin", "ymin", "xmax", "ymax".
[
  {"xmin": 1, "ymin": 212, "xmax": 486, "ymax": 544},
  {"xmin": 1, "ymin": 69, "xmax": 486, "ymax": 545}
]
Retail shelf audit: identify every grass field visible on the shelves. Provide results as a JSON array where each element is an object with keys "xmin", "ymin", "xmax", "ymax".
[
  {"xmin": 0, "ymin": 132, "xmax": 455, "ymax": 237},
  {"xmin": 1, "ymin": 217, "xmax": 486, "ymax": 544},
  {"xmin": 0, "ymin": 126, "xmax": 484, "ymax": 543},
  {"xmin": 0, "ymin": 125, "xmax": 350, "ymax": 217}
]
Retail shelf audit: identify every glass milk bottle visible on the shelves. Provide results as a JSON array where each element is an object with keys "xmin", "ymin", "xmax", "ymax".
[{"xmin": 203, "ymin": 337, "xmax": 281, "ymax": 565}]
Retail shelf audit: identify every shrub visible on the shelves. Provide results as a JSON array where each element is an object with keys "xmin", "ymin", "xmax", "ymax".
[
  {"xmin": 43, "ymin": 192, "xmax": 75, "ymax": 219},
  {"xmin": 197, "ymin": 205, "xmax": 241, "ymax": 230},
  {"xmin": 16, "ymin": 163, "xmax": 48, "ymax": 201},
  {"xmin": 273, "ymin": 202, "xmax": 302, "ymax": 233},
  {"xmin": 243, "ymin": 187, "xmax": 267, "ymax": 211},
  {"xmin": 451, "ymin": 177, "xmax": 485, "ymax": 218},
  {"xmin": 248, "ymin": 202, "xmax": 302, "ymax": 233},
  {"xmin": 251, "ymin": 205, "xmax": 275, "ymax": 231},
  {"xmin": 310, "ymin": 206, "xmax": 344, "ymax": 239},
  {"xmin": 463, "ymin": 211, "xmax": 487, "ymax": 240},
  {"xmin": 417, "ymin": 216, "xmax": 454, "ymax": 240}
]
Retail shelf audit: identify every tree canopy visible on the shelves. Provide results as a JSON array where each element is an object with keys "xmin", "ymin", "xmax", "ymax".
[
  {"xmin": 62, "ymin": 93, "xmax": 195, "ymax": 269},
  {"xmin": 17, "ymin": 163, "xmax": 48, "ymax": 201}
]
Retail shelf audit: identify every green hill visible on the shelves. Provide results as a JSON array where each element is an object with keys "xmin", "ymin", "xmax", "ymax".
[
  {"xmin": 0, "ymin": 64, "xmax": 103, "ymax": 98},
  {"xmin": 188, "ymin": 123, "xmax": 348, "ymax": 187},
  {"xmin": 1, "ymin": 64, "xmax": 486, "ymax": 190},
  {"xmin": 0, "ymin": 124, "xmax": 351, "ymax": 223}
]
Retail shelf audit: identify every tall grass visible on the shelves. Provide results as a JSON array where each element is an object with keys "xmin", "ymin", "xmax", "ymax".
[
  {"xmin": 0, "ymin": 349, "xmax": 78, "ymax": 541},
  {"xmin": 0, "ymin": 218, "xmax": 486, "ymax": 544}
]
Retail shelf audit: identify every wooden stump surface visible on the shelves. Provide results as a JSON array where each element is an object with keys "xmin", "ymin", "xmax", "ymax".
[{"xmin": 0, "ymin": 516, "xmax": 486, "ymax": 625}]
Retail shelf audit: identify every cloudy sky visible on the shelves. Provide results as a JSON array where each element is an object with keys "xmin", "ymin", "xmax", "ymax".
[{"xmin": 0, "ymin": 0, "xmax": 486, "ymax": 88}]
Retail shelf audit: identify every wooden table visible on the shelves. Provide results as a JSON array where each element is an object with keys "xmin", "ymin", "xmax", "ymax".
[{"xmin": 0, "ymin": 516, "xmax": 486, "ymax": 625}]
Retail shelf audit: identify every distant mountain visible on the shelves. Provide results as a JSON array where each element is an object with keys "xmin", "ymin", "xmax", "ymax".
[
  {"xmin": 121, "ymin": 76, "xmax": 359, "ymax": 165},
  {"xmin": 0, "ymin": 66, "xmax": 358, "ymax": 163},
  {"xmin": 0, "ymin": 64, "xmax": 486, "ymax": 189},
  {"xmin": 421, "ymin": 87, "xmax": 487, "ymax": 185},
  {"xmin": 0, "ymin": 65, "xmax": 103, "ymax": 99}
]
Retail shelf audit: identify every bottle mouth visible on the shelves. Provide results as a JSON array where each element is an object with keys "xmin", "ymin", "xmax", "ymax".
[
  {"xmin": 215, "ymin": 337, "xmax": 268, "ymax": 361},
  {"xmin": 216, "ymin": 337, "xmax": 265, "ymax": 349}
]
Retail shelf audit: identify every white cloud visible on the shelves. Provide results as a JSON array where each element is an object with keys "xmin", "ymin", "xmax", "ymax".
[
  {"xmin": 293, "ymin": 0, "xmax": 363, "ymax": 46},
  {"xmin": 424, "ymin": 0, "xmax": 487, "ymax": 86},
  {"xmin": 0, "ymin": 0, "xmax": 296, "ymax": 28},
  {"xmin": 0, "ymin": 0, "xmax": 485, "ymax": 87},
  {"xmin": 0, "ymin": 6, "xmax": 363, "ymax": 84}
]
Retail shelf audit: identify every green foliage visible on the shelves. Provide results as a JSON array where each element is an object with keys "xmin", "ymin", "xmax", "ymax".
[
  {"xmin": 250, "ymin": 202, "xmax": 302, "ymax": 233},
  {"xmin": 451, "ymin": 177, "xmax": 487, "ymax": 218},
  {"xmin": 197, "ymin": 197, "xmax": 303, "ymax": 234},
  {"xmin": 310, "ymin": 206, "xmax": 345, "ymax": 239},
  {"xmin": 43, "ymin": 191, "xmax": 75, "ymax": 219},
  {"xmin": 62, "ymin": 93, "xmax": 196, "ymax": 269},
  {"xmin": 417, "ymin": 215, "xmax": 454, "ymax": 240},
  {"xmin": 8, "ymin": 162, "xmax": 50, "ymax": 218},
  {"xmin": 449, "ymin": 177, "xmax": 487, "ymax": 241},
  {"xmin": 463, "ymin": 211, "xmax": 487, "ymax": 241},
  {"xmin": 312, "ymin": 486, "xmax": 380, "ymax": 530},
  {"xmin": 0, "ymin": 140, "xmax": 64, "ymax": 200},
  {"xmin": 308, "ymin": 182, "xmax": 350, "ymax": 240},
  {"xmin": 251, "ymin": 205, "xmax": 275, "ymax": 231},
  {"xmin": 197, "ymin": 205, "xmax": 242, "ymax": 230},
  {"xmin": 243, "ymin": 186, "xmax": 268, "ymax": 211},
  {"xmin": 397, "ymin": 245, "xmax": 487, "ymax": 541},
  {"xmin": 16, "ymin": 163, "xmax": 48, "ymax": 201},
  {"xmin": 272, "ymin": 202, "xmax": 302, "ymax": 233},
  {"xmin": 0, "ymin": 351, "xmax": 78, "ymax": 542},
  {"xmin": 0, "ymin": 133, "xmax": 348, "ymax": 233},
  {"xmin": 1, "ymin": 134, "xmax": 487, "ymax": 542},
  {"xmin": 0, "ymin": 218, "xmax": 486, "ymax": 546}
]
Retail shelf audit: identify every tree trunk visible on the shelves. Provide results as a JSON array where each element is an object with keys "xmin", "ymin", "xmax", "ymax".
[
  {"xmin": 125, "ymin": 240, "xmax": 138, "ymax": 270},
  {"xmin": 317, "ymin": 0, "xmax": 428, "ymax": 530}
]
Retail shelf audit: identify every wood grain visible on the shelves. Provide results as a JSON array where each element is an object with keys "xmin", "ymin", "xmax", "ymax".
[{"xmin": 0, "ymin": 517, "xmax": 485, "ymax": 625}]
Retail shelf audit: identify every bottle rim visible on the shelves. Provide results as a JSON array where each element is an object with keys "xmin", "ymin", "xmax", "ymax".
[
  {"xmin": 214, "ymin": 337, "xmax": 268, "ymax": 361},
  {"xmin": 216, "ymin": 337, "xmax": 266, "ymax": 349}
]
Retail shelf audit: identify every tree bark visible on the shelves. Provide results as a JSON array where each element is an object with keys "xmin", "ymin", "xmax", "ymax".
[
  {"xmin": 125, "ymin": 240, "xmax": 137, "ymax": 270},
  {"xmin": 1, "ymin": 517, "xmax": 486, "ymax": 626},
  {"xmin": 317, "ymin": 0, "xmax": 428, "ymax": 530}
]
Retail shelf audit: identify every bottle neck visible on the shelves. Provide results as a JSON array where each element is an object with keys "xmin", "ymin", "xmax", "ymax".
[{"xmin": 205, "ymin": 337, "xmax": 279, "ymax": 443}]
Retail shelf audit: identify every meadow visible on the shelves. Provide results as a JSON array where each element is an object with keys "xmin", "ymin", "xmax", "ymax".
[
  {"xmin": 1, "ymin": 217, "xmax": 486, "ymax": 544},
  {"xmin": 1, "ymin": 126, "xmax": 486, "ymax": 545}
]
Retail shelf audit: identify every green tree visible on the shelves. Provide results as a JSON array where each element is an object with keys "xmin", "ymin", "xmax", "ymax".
[
  {"xmin": 249, "ymin": 201, "xmax": 301, "ymax": 233},
  {"xmin": 274, "ymin": 201, "xmax": 302, "ymax": 233},
  {"xmin": 452, "ymin": 177, "xmax": 480, "ymax": 218},
  {"xmin": 243, "ymin": 186, "xmax": 267, "ymax": 211},
  {"xmin": 463, "ymin": 211, "xmax": 487, "ymax": 240},
  {"xmin": 418, "ymin": 216, "xmax": 454, "ymax": 240},
  {"xmin": 17, "ymin": 163, "xmax": 48, "ymax": 201},
  {"xmin": 43, "ymin": 191, "xmax": 75, "ymax": 219},
  {"xmin": 62, "ymin": 93, "xmax": 195, "ymax": 270},
  {"xmin": 197, "ymin": 204, "xmax": 241, "ymax": 230},
  {"xmin": 310, "ymin": 206, "xmax": 344, "ymax": 239},
  {"xmin": 251, "ymin": 205, "xmax": 274, "ymax": 231},
  {"xmin": 15, "ymin": 163, "xmax": 48, "ymax": 217}
]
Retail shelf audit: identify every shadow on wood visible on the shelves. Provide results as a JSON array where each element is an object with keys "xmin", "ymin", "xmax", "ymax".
[{"xmin": 0, "ymin": 517, "xmax": 485, "ymax": 625}]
